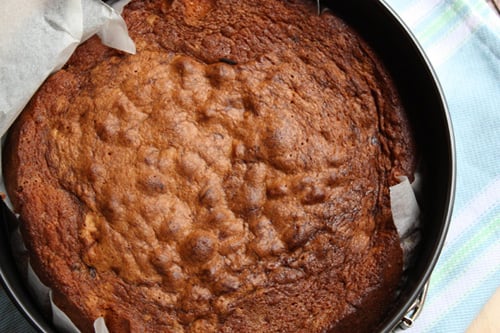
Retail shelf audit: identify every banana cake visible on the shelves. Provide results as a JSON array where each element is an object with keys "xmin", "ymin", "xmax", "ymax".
[{"xmin": 3, "ymin": 0, "xmax": 415, "ymax": 332}]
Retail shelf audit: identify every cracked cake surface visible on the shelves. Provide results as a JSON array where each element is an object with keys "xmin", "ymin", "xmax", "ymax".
[{"xmin": 3, "ymin": 0, "xmax": 415, "ymax": 332}]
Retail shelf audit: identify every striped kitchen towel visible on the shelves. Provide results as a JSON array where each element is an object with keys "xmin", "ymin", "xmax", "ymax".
[{"xmin": 385, "ymin": 0, "xmax": 500, "ymax": 332}]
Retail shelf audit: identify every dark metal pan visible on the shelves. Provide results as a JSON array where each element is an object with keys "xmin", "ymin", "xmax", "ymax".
[
  {"xmin": 324, "ymin": 0, "xmax": 455, "ymax": 331},
  {"xmin": 0, "ymin": 0, "xmax": 455, "ymax": 331},
  {"xmin": 0, "ymin": 199, "xmax": 57, "ymax": 332}
]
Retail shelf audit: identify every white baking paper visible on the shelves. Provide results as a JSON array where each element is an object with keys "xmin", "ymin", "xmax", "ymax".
[
  {"xmin": 93, "ymin": 317, "xmax": 110, "ymax": 333},
  {"xmin": 0, "ymin": 1, "xmax": 133, "ymax": 332},
  {"xmin": 0, "ymin": 0, "xmax": 135, "ymax": 138},
  {"xmin": 391, "ymin": 175, "xmax": 422, "ymax": 270}
]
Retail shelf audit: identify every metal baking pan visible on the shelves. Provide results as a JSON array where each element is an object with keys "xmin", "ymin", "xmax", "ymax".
[
  {"xmin": 327, "ymin": 1, "xmax": 455, "ymax": 331},
  {"xmin": 0, "ymin": 0, "xmax": 455, "ymax": 332}
]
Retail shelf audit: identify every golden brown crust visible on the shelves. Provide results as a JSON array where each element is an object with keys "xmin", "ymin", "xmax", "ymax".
[{"xmin": 3, "ymin": 0, "xmax": 415, "ymax": 332}]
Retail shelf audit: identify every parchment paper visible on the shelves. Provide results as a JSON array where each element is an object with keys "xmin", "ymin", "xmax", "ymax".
[
  {"xmin": 0, "ymin": 0, "xmax": 135, "ymax": 137},
  {"xmin": 0, "ymin": 1, "xmax": 421, "ymax": 331},
  {"xmin": 391, "ymin": 175, "xmax": 422, "ymax": 270}
]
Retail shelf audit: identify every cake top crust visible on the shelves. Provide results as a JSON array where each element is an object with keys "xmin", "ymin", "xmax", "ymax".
[{"xmin": 3, "ymin": 1, "xmax": 415, "ymax": 332}]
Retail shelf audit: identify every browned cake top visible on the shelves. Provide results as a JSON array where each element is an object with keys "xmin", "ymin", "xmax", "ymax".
[{"xmin": 4, "ymin": 0, "xmax": 415, "ymax": 332}]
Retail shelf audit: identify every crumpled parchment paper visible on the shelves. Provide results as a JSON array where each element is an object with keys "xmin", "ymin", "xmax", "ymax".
[
  {"xmin": 0, "ymin": 0, "xmax": 135, "ymax": 137},
  {"xmin": 391, "ymin": 175, "xmax": 422, "ymax": 270}
]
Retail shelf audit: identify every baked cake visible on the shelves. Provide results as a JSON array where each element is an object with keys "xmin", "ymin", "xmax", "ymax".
[{"xmin": 3, "ymin": 0, "xmax": 416, "ymax": 332}]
